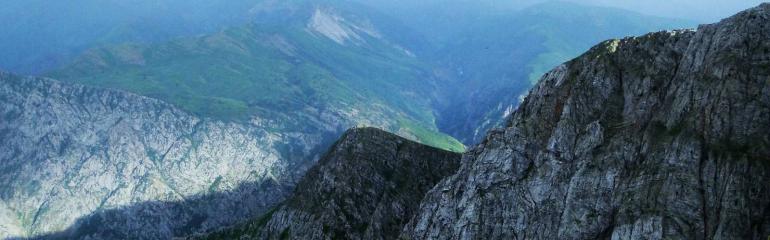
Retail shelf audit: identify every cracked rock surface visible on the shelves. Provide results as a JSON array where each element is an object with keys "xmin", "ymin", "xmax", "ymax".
[
  {"xmin": 402, "ymin": 4, "xmax": 770, "ymax": 240},
  {"xmin": 0, "ymin": 74, "xmax": 322, "ymax": 239}
]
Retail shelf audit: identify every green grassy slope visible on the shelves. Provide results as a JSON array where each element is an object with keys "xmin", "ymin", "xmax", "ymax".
[{"xmin": 49, "ymin": 13, "xmax": 465, "ymax": 152}]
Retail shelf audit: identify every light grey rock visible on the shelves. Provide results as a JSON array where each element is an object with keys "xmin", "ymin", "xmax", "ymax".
[
  {"xmin": 402, "ymin": 4, "xmax": 770, "ymax": 240},
  {"xmin": 0, "ymin": 73, "xmax": 330, "ymax": 239}
]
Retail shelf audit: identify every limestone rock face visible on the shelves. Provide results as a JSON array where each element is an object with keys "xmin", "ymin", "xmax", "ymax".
[
  {"xmin": 205, "ymin": 127, "xmax": 461, "ymax": 240},
  {"xmin": 402, "ymin": 4, "xmax": 770, "ymax": 240},
  {"xmin": 0, "ymin": 74, "xmax": 325, "ymax": 239}
]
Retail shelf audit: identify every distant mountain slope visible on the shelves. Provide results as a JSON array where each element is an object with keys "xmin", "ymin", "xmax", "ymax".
[
  {"xmin": 48, "ymin": 2, "xmax": 464, "ymax": 152},
  {"xmin": 0, "ymin": 73, "xmax": 304, "ymax": 238},
  {"xmin": 403, "ymin": 3, "xmax": 770, "ymax": 239},
  {"xmin": 201, "ymin": 127, "xmax": 461, "ymax": 240},
  {"xmin": 0, "ymin": 0, "xmax": 267, "ymax": 74}
]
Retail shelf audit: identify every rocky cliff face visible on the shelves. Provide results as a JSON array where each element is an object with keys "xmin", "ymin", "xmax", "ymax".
[
  {"xmin": 203, "ymin": 127, "xmax": 461, "ymax": 240},
  {"xmin": 403, "ymin": 4, "xmax": 770, "ymax": 240},
  {"xmin": 0, "ymin": 73, "xmax": 331, "ymax": 239}
]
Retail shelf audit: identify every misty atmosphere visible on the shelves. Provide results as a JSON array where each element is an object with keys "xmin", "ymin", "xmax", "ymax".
[
  {"xmin": 565, "ymin": 0, "xmax": 766, "ymax": 21},
  {"xmin": 0, "ymin": 1, "xmax": 768, "ymax": 239}
]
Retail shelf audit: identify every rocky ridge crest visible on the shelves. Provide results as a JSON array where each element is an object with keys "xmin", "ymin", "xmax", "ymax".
[{"xmin": 203, "ymin": 127, "xmax": 461, "ymax": 240}]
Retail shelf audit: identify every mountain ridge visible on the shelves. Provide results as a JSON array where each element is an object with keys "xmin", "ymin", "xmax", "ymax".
[{"xmin": 424, "ymin": 0, "xmax": 695, "ymax": 143}]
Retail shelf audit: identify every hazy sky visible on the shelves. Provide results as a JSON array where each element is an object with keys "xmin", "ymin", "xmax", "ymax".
[{"xmin": 566, "ymin": 0, "xmax": 767, "ymax": 22}]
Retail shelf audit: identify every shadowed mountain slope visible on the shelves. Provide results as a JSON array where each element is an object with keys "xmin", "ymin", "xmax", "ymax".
[{"xmin": 201, "ymin": 127, "xmax": 461, "ymax": 240}]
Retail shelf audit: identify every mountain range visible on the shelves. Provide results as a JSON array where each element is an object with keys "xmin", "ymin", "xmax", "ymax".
[
  {"xmin": 4, "ymin": 0, "xmax": 761, "ymax": 239},
  {"xmin": 1, "ymin": 0, "xmax": 694, "ymax": 145}
]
